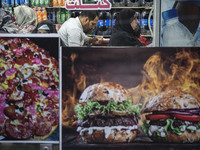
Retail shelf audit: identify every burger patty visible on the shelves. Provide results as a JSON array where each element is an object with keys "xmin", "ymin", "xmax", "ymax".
[
  {"xmin": 149, "ymin": 118, "xmax": 199, "ymax": 128},
  {"xmin": 80, "ymin": 115, "xmax": 138, "ymax": 127}
]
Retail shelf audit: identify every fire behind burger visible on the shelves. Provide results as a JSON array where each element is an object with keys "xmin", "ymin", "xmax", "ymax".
[
  {"xmin": 142, "ymin": 90, "xmax": 200, "ymax": 143},
  {"xmin": 74, "ymin": 82, "xmax": 141, "ymax": 143}
]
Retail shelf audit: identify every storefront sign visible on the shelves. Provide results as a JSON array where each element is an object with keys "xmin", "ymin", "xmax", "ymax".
[{"xmin": 65, "ymin": 0, "xmax": 111, "ymax": 10}]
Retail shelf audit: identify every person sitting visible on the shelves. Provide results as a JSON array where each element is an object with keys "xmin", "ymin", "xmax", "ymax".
[
  {"xmin": 0, "ymin": 9, "xmax": 19, "ymax": 33},
  {"xmin": 14, "ymin": 5, "xmax": 37, "ymax": 33},
  {"xmin": 108, "ymin": 8, "xmax": 143, "ymax": 46},
  {"xmin": 32, "ymin": 20, "xmax": 57, "ymax": 33},
  {"xmin": 58, "ymin": 10, "xmax": 102, "ymax": 46}
]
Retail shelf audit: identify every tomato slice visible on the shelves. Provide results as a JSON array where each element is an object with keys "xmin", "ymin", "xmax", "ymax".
[
  {"xmin": 173, "ymin": 114, "xmax": 200, "ymax": 122},
  {"xmin": 146, "ymin": 114, "xmax": 171, "ymax": 120}
]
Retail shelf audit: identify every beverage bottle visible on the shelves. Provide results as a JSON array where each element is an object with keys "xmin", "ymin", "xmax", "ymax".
[
  {"xmin": 60, "ymin": 9, "xmax": 66, "ymax": 24},
  {"xmin": 96, "ymin": 11, "xmax": 111, "ymax": 35},
  {"xmin": 44, "ymin": 0, "xmax": 49, "ymax": 6},
  {"xmin": 53, "ymin": 0, "xmax": 58, "ymax": 7},
  {"xmin": 65, "ymin": 10, "xmax": 70, "ymax": 21},
  {"xmin": 194, "ymin": 23, "xmax": 200, "ymax": 46},
  {"xmin": 40, "ymin": 0, "xmax": 45, "ymax": 7},
  {"xmin": 140, "ymin": 0, "xmax": 145, "ymax": 6},
  {"xmin": 140, "ymin": 10, "xmax": 149, "ymax": 35},
  {"xmin": 2, "ymin": 0, "xmax": 8, "ymax": 8},
  {"xmin": 10, "ymin": 0, "xmax": 15, "ymax": 7},
  {"xmin": 20, "ymin": 0, "xmax": 24, "ymax": 5},
  {"xmin": 56, "ymin": 8, "xmax": 61, "ymax": 24},
  {"xmin": 112, "ymin": 0, "xmax": 125, "ymax": 7},
  {"xmin": 127, "ymin": 0, "xmax": 140, "ymax": 7},
  {"xmin": 52, "ymin": 8, "xmax": 56, "ymax": 23},
  {"xmin": 161, "ymin": 8, "xmax": 194, "ymax": 47},
  {"xmin": 42, "ymin": 7, "xmax": 48, "ymax": 21},
  {"xmin": 111, "ymin": 11, "xmax": 119, "ymax": 28},
  {"xmin": 35, "ymin": 0, "xmax": 40, "ymax": 6},
  {"xmin": 96, "ymin": 11, "xmax": 103, "ymax": 35},
  {"xmin": 145, "ymin": 0, "xmax": 153, "ymax": 7},
  {"xmin": 37, "ymin": 7, "xmax": 43, "ymax": 23},
  {"xmin": 62, "ymin": 0, "xmax": 66, "ymax": 6},
  {"xmin": 136, "ymin": 11, "xmax": 141, "ymax": 26},
  {"xmin": 47, "ymin": 8, "xmax": 53, "ymax": 21},
  {"xmin": 58, "ymin": 0, "xmax": 63, "ymax": 6},
  {"xmin": 31, "ymin": 0, "xmax": 35, "ymax": 7},
  {"xmin": 15, "ymin": 0, "xmax": 20, "ymax": 6}
]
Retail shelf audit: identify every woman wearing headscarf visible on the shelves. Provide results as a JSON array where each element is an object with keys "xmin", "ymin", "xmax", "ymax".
[
  {"xmin": 14, "ymin": 5, "xmax": 37, "ymax": 33},
  {"xmin": 32, "ymin": 20, "xmax": 57, "ymax": 33},
  {"xmin": 108, "ymin": 8, "xmax": 143, "ymax": 46},
  {"xmin": 0, "ymin": 9, "xmax": 19, "ymax": 33}
]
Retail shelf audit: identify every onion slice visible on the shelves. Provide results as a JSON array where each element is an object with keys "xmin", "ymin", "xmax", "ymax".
[{"xmin": 153, "ymin": 109, "xmax": 200, "ymax": 115}]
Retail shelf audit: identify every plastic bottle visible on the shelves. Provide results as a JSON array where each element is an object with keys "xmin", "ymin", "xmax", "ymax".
[
  {"xmin": 10, "ymin": 0, "xmax": 15, "ymax": 7},
  {"xmin": 136, "ymin": 11, "xmax": 141, "ymax": 26},
  {"xmin": 24, "ymin": 0, "xmax": 29, "ymax": 5},
  {"xmin": 65, "ymin": 10, "xmax": 70, "ymax": 21},
  {"xmin": 140, "ymin": 10, "xmax": 149, "ymax": 35},
  {"xmin": 40, "ymin": 0, "xmax": 45, "ymax": 7},
  {"xmin": 145, "ymin": 0, "xmax": 153, "ymax": 7},
  {"xmin": 31, "ymin": 0, "xmax": 35, "ymax": 6},
  {"xmin": 2, "ymin": 0, "xmax": 8, "ymax": 8},
  {"xmin": 96, "ymin": 11, "xmax": 111, "ymax": 36},
  {"xmin": 35, "ymin": 0, "xmax": 40, "ymax": 6},
  {"xmin": 56, "ymin": 8, "xmax": 61, "ymax": 24},
  {"xmin": 44, "ymin": 0, "xmax": 49, "ymax": 6},
  {"xmin": 37, "ymin": 7, "xmax": 43, "ymax": 23},
  {"xmin": 60, "ymin": 9, "xmax": 66, "ymax": 24},
  {"xmin": 112, "ymin": 0, "xmax": 125, "ymax": 7},
  {"xmin": 111, "ymin": 11, "xmax": 119, "ymax": 28},
  {"xmin": 47, "ymin": 8, "xmax": 53, "ymax": 21},
  {"xmin": 127, "ymin": 0, "xmax": 140, "ymax": 7},
  {"xmin": 58, "ymin": 0, "xmax": 63, "ymax": 6},
  {"xmin": 52, "ymin": 8, "xmax": 56, "ymax": 23},
  {"xmin": 42, "ymin": 7, "xmax": 48, "ymax": 21},
  {"xmin": 140, "ymin": 0, "xmax": 145, "ymax": 6},
  {"xmin": 53, "ymin": 0, "xmax": 58, "ymax": 7},
  {"xmin": 161, "ymin": 8, "xmax": 194, "ymax": 47}
]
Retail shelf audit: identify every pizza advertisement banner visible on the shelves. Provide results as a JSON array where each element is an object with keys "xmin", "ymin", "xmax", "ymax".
[
  {"xmin": 62, "ymin": 47, "xmax": 200, "ymax": 149},
  {"xmin": 0, "ymin": 34, "xmax": 60, "ymax": 144}
]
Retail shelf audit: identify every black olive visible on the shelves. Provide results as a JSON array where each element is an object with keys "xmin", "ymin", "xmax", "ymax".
[
  {"xmin": 4, "ymin": 45, "xmax": 9, "ymax": 50},
  {"xmin": 19, "ymin": 107, "xmax": 24, "ymax": 112},
  {"xmin": 17, "ymin": 84, "xmax": 22, "ymax": 91},
  {"xmin": 22, "ymin": 79, "xmax": 28, "ymax": 83},
  {"xmin": 50, "ymin": 85, "xmax": 56, "ymax": 90},
  {"xmin": 34, "ymin": 54, "xmax": 39, "ymax": 58},
  {"xmin": 13, "ymin": 57, "xmax": 17, "ymax": 61},
  {"xmin": 42, "ymin": 91, "xmax": 49, "ymax": 96},
  {"xmin": 15, "ymin": 105, "xmax": 19, "ymax": 109},
  {"xmin": 18, "ymin": 43, "xmax": 22, "ymax": 47}
]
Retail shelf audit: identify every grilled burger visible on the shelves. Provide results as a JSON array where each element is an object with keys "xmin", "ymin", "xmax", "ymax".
[
  {"xmin": 142, "ymin": 90, "xmax": 200, "ymax": 143},
  {"xmin": 74, "ymin": 82, "xmax": 141, "ymax": 143}
]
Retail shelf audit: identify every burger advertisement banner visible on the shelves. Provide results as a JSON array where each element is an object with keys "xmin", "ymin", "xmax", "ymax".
[
  {"xmin": 0, "ymin": 35, "xmax": 60, "ymax": 144},
  {"xmin": 62, "ymin": 47, "xmax": 200, "ymax": 149}
]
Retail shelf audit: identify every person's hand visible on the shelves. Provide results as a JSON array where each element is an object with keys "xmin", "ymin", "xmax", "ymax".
[{"xmin": 90, "ymin": 36, "xmax": 103, "ymax": 46}]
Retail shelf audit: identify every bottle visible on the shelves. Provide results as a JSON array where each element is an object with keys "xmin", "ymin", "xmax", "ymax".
[
  {"xmin": 42, "ymin": 7, "xmax": 47, "ymax": 21},
  {"xmin": 60, "ymin": 9, "xmax": 66, "ymax": 24},
  {"xmin": 111, "ymin": 11, "xmax": 119, "ymax": 28},
  {"xmin": 58, "ymin": 0, "xmax": 63, "ymax": 6},
  {"xmin": 31, "ymin": 0, "xmax": 35, "ymax": 6},
  {"xmin": 52, "ymin": 8, "xmax": 56, "ymax": 23},
  {"xmin": 112, "ymin": 0, "xmax": 125, "ymax": 7},
  {"xmin": 53, "ymin": 0, "xmax": 58, "ymax": 7},
  {"xmin": 56, "ymin": 8, "xmax": 61, "ymax": 24},
  {"xmin": 35, "ymin": 0, "xmax": 40, "ymax": 6},
  {"xmin": 65, "ymin": 10, "xmax": 70, "ymax": 21},
  {"xmin": 127, "ymin": 0, "xmax": 140, "ymax": 7},
  {"xmin": 44, "ymin": 0, "xmax": 49, "ymax": 6},
  {"xmin": 140, "ymin": 0, "xmax": 145, "ymax": 6},
  {"xmin": 40, "ymin": 0, "xmax": 45, "ymax": 7},
  {"xmin": 37, "ymin": 7, "xmax": 43, "ymax": 23},
  {"xmin": 145, "ymin": 0, "xmax": 153, "ymax": 7},
  {"xmin": 2, "ymin": 0, "xmax": 8, "ymax": 8},
  {"xmin": 10, "ymin": 0, "xmax": 15, "ymax": 7},
  {"xmin": 161, "ymin": 8, "xmax": 194, "ymax": 47},
  {"xmin": 136, "ymin": 11, "xmax": 141, "ymax": 26},
  {"xmin": 140, "ymin": 10, "xmax": 149, "ymax": 35},
  {"xmin": 20, "ymin": 0, "xmax": 24, "ymax": 5},
  {"xmin": 47, "ymin": 8, "xmax": 53, "ymax": 21}
]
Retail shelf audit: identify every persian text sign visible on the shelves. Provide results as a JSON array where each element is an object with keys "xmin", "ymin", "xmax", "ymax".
[{"xmin": 65, "ymin": 0, "xmax": 112, "ymax": 10}]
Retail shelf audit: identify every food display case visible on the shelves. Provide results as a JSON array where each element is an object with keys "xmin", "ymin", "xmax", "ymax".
[
  {"xmin": 0, "ymin": 34, "xmax": 61, "ymax": 150},
  {"xmin": 61, "ymin": 46, "xmax": 200, "ymax": 150}
]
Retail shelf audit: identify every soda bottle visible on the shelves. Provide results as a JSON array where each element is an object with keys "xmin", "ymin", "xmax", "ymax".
[
  {"xmin": 44, "ymin": 0, "xmax": 49, "ymax": 7},
  {"xmin": 140, "ymin": 0, "xmax": 145, "ymax": 6},
  {"xmin": 136, "ymin": 11, "xmax": 141, "ymax": 26},
  {"xmin": 53, "ymin": 0, "xmax": 58, "ymax": 7},
  {"xmin": 58, "ymin": 0, "xmax": 63, "ymax": 6},
  {"xmin": 61, "ymin": 9, "xmax": 66, "ymax": 24},
  {"xmin": 140, "ymin": 10, "xmax": 149, "ymax": 35},
  {"xmin": 127, "ymin": 0, "xmax": 140, "ymax": 7},
  {"xmin": 42, "ymin": 7, "xmax": 48, "ymax": 21},
  {"xmin": 145, "ymin": 0, "xmax": 153, "ymax": 7},
  {"xmin": 37, "ymin": 7, "xmax": 43, "ymax": 23},
  {"xmin": 35, "ymin": 0, "xmax": 40, "ymax": 6},
  {"xmin": 10, "ymin": 0, "xmax": 15, "ymax": 7},
  {"xmin": 56, "ymin": 8, "xmax": 61, "ymax": 24},
  {"xmin": 97, "ymin": 11, "xmax": 111, "ymax": 35},
  {"xmin": 112, "ymin": 0, "xmax": 125, "ymax": 7},
  {"xmin": 31, "ymin": 0, "xmax": 35, "ymax": 6},
  {"xmin": 2, "ymin": 0, "xmax": 8, "ymax": 8},
  {"xmin": 52, "ymin": 8, "xmax": 56, "ymax": 23},
  {"xmin": 161, "ymin": 8, "xmax": 194, "ymax": 47},
  {"xmin": 111, "ymin": 11, "xmax": 119, "ymax": 28},
  {"xmin": 65, "ymin": 10, "xmax": 70, "ymax": 21},
  {"xmin": 47, "ymin": 8, "xmax": 53, "ymax": 21},
  {"xmin": 24, "ymin": 0, "xmax": 29, "ymax": 5},
  {"xmin": 40, "ymin": 0, "xmax": 45, "ymax": 7}
]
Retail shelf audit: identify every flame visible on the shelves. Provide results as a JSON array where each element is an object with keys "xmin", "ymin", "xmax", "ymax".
[
  {"xmin": 62, "ymin": 53, "xmax": 86, "ymax": 128},
  {"xmin": 129, "ymin": 49, "xmax": 200, "ymax": 110}
]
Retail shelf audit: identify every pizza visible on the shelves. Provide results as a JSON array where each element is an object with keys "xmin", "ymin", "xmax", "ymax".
[{"xmin": 0, "ymin": 37, "xmax": 59, "ymax": 140}]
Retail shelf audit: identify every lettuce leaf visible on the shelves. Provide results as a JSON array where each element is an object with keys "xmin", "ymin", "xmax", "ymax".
[
  {"xmin": 142, "ymin": 119, "xmax": 200, "ymax": 137},
  {"xmin": 74, "ymin": 98, "xmax": 141, "ymax": 120}
]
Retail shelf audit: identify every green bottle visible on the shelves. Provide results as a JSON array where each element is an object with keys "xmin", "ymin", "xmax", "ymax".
[
  {"xmin": 57, "ymin": 9, "xmax": 61, "ymax": 24},
  {"xmin": 61, "ymin": 10, "xmax": 66, "ymax": 24}
]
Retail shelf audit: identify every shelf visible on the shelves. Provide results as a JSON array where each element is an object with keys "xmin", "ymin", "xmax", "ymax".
[{"xmin": 44, "ymin": 6, "xmax": 153, "ymax": 9}]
